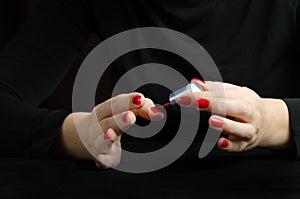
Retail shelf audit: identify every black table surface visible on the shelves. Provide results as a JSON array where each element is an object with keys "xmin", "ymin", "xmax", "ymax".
[{"xmin": 1, "ymin": 143, "xmax": 300, "ymax": 199}]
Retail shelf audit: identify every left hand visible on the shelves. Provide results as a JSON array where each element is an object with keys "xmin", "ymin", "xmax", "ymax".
[{"xmin": 177, "ymin": 80, "xmax": 293, "ymax": 152}]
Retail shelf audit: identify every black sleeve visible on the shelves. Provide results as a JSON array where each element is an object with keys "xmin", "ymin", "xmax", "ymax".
[
  {"xmin": 0, "ymin": 0, "xmax": 94, "ymax": 157},
  {"xmin": 282, "ymin": 99, "xmax": 300, "ymax": 159},
  {"xmin": 280, "ymin": 1, "xmax": 300, "ymax": 159}
]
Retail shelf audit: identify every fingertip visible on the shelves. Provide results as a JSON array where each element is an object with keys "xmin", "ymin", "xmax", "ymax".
[
  {"xmin": 218, "ymin": 138, "xmax": 229, "ymax": 149},
  {"xmin": 123, "ymin": 111, "xmax": 136, "ymax": 125},
  {"xmin": 149, "ymin": 107, "xmax": 165, "ymax": 121},
  {"xmin": 104, "ymin": 128, "xmax": 117, "ymax": 142},
  {"xmin": 131, "ymin": 93, "xmax": 145, "ymax": 107},
  {"xmin": 191, "ymin": 78, "xmax": 208, "ymax": 91},
  {"xmin": 177, "ymin": 96, "xmax": 193, "ymax": 106},
  {"xmin": 191, "ymin": 77, "xmax": 203, "ymax": 83},
  {"xmin": 95, "ymin": 157, "xmax": 108, "ymax": 169},
  {"xmin": 97, "ymin": 154, "xmax": 119, "ymax": 168}
]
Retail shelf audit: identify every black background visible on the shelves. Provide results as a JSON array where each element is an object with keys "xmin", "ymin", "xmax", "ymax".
[{"xmin": 1, "ymin": 1, "xmax": 300, "ymax": 198}]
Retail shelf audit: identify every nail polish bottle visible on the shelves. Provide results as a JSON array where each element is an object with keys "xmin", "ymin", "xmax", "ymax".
[{"xmin": 169, "ymin": 80, "xmax": 203, "ymax": 105}]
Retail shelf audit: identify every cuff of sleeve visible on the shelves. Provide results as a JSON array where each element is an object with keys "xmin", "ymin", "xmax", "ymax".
[
  {"xmin": 282, "ymin": 98, "xmax": 300, "ymax": 159},
  {"xmin": 24, "ymin": 109, "xmax": 71, "ymax": 157}
]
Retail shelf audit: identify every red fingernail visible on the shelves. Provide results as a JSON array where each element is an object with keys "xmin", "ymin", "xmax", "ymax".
[
  {"xmin": 221, "ymin": 140, "xmax": 229, "ymax": 148},
  {"xmin": 178, "ymin": 96, "xmax": 192, "ymax": 105},
  {"xmin": 211, "ymin": 118, "xmax": 224, "ymax": 128},
  {"xmin": 196, "ymin": 98, "xmax": 209, "ymax": 108},
  {"xmin": 123, "ymin": 113, "xmax": 130, "ymax": 123},
  {"xmin": 132, "ymin": 95, "xmax": 142, "ymax": 105},
  {"xmin": 103, "ymin": 130, "xmax": 109, "ymax": 140},
  {"xmin": 95, "ymin": 159, "xmax": 104, "ymax": 165},
  {"xmin": 95, "ymin": 159, "xmax": 101, "ymax": 164},
  {"xmin": 151, "ymin": 107, "xmax": 163, "ymax": 114},
  {"xmin": 191, "ymin": 78, "xmax": 206, "ymax": 84},
  {"xmin": 95, "ymin": 159, "xmax": 107, "ymax": 168}
]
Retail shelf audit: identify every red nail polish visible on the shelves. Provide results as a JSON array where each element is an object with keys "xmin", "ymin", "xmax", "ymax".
[
  {"xmin": 132, "ymin": 95, "xmax": 142, "ymax": 105},
  {"xmin": 211, "ymin": 118, "xmax": 224, "ymax": 128},
  {"xmin": 123, "ymin": 113, "xmax": 130, "ymax": 123},
  {"xmin": 178, "ymin": 96, "xmax": 192, "ymax": 105},
  {"xmin": 151, "ymin": 107, "xmax": 162, "ymax": 114},
  {"xmin": 196, "ymin": 98, "xmax": 209, "ymax": 108},
  {"xmin": 221, "ymin": 140, "xmax": 229, "ymax": 148},
  {"xmin": 103, "ymin": 130, "xmax": 109, "ymax": 140},
  {"xmin": 95, "ymin": 159, "xmax": 101, "ymax": 164},
  {"xmin": 191, "ymin": 78, "xmax": 206, "ymax": 84},
  {"xmin": 95, "ymin": 159, "xmax": 107, "ymax": 168}
]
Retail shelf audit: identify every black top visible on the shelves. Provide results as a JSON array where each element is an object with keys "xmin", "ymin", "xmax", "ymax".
[{"xmin": 0, "ymin": 0, "xmax": 300, "ymax": 158}]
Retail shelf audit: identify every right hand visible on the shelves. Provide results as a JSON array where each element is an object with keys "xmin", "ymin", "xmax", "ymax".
[{"xmin": 55, "ymin": 93, "xmax": 164, "ymax": 169}]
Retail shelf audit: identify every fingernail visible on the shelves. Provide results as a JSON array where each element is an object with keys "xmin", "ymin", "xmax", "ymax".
[
  {"xmin": 95, "ymin": 159, "xmax": 107, "ymax": 168},
  {"xmin": 95, "ymin": 159, "xmax": 103, "ymax": 166},
  {"xmin": 211, "ymin": 118, "xmax": 224, "ymax": 128},
  {"xmin": 151, "ymin": 107, "xmax": 163, "ymax": 114},
  {"xmin": 123, "ymin": 113, "xmax": 130, "ymax": 123},
  {"xmin": 178, "ymin": 96, "xmax": 192, "ymax": 105},
  {"xmin": 191, "ymin": 78, "xmax": 206, "ymax": 84},
  {"xmin": 196, "ymin": 98, "xmax": 209, "ymax": 108},
  {"xmin": 103, "ymin": 130, "xmax": 110, "ymax": 140},
  {"xmin": 221, "ymin": 140, "xmax": 229, "ymax": 148},
  {"xmin": 132, "ymin": 95, "xmax": 142, "ymax": 105}
]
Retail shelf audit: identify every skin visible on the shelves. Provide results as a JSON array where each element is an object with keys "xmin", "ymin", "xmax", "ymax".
[
  {"xmin": 178, "ymin": 80, "xmax": 294, "ymax": 153},
  {"xmin": 51, "ymin": 93, "xmax": 164, "ymax": 169}
]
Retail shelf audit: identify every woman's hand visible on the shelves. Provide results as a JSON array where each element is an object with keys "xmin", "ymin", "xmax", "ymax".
[
  {"xmin": 177, "ymin": 80, "xmax": 293, "ymax": 152},
  {"xmin": 52, "ymin": 93, "xmax": 163, "ymax": 169}
]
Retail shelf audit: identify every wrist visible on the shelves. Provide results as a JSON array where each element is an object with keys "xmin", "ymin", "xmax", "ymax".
[
  {"xmin": 259, "ymin": 99, "xmax": 293, "ymax": 151},
  {"xmin": 53, "ymin": 113, "xmax": 93, "ymax": 160}
]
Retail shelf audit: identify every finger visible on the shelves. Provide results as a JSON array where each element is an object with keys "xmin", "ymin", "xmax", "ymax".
[
  {"xmin": 205, "ymin": 81, "xmax": 241, "ymax": 91},
  {"xmin": 93, "ymin": 129, "xmax": 115, "ymax": 154},
  {"xmin": 113, "ymin": 136, "xmax": 121, "ymax": 147},
  {"xmin": 149, "ymin": 106, "xmax": 165, "ymax": 121},
  {"xmin": 96, "ymin": 148, "xmax": 121, "ymax": 168},
  {"xmin": 103, "ymin": 128, "xmax": 118, "ymax": 142},
  {"xmin": 95, "ymin": 158, "xmax": 109, "ymax": 169},
  {"xmin": 194, "ymin": 87, "xmax": 251, "ymax": 100},
  {"xmin": 94, "ymin": 93, "xmax": 145, "ymax": 120},
  {"xmin": 177, "ymin": 94, "xmax": 254, "ymax": 122},
  {"xmin": 176, "ymin": 91, "xmax": 210, "ymax": 108},
  {"xmin": 95, "ymin": 136, "xmax": 122, "ymax": 169},
  {"xmin": 179, "ymin": 81, "xmax": 242, "ymax": 102},
  {"xmin": 131, "ymin": 98, "xmax": 164, "ymax": 121},
  {"xmin": 176, "ymin": 81, "xmax": 241, "ymax": 108},
  {"xmin": 217, "ymin": 137, "xmax": 248, "ymax": 152},
  {"xmin": 190, "ymin": 78, "xmax": 208, "ymax": 91},
  {"xmin": 209, "ymin": 116, "xmax": 257, "ymax": 139},
  {"xmin": 178, "ymin": 89, "xmax": 243, "ymax": 110},
  {"xmin": 99, "ymin": 111, "xmax": 136, "ymax": 135},
  {"xmin": 190, "ymin": 79, "xmax": 240, "ymax": 92},
  {"xmin": 195, "ymin": 98, "xmax": 253, "ymax": 122}
]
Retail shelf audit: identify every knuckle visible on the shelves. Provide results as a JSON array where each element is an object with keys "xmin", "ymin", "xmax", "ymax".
[
  {"xmin": 238, "ymin": 102, "xmax": 250, "ymax": 118},
  {"xmin": 216, "ymin": 99, "xmax": 226, "ymax": 113},
  {"xmin": 241, "ymin": 86, "xmax": 250, "ymax": 93},
  {"xmin": 246, "ymin": 131, "xmax": 255, "ymax": 139}
]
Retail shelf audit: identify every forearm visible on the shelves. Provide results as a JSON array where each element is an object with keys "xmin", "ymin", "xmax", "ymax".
[{"xmin": 0, "ymin": 85, "xmax": 70, "ymax": 157}]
